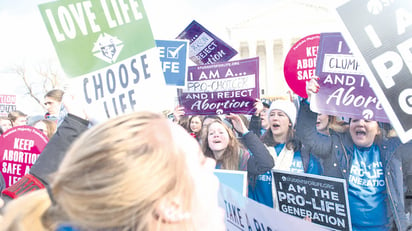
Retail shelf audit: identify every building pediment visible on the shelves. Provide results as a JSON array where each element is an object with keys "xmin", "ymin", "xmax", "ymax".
[{"xmin": 228, "ymin": 0, "xmax": 344, "ymax": 40}]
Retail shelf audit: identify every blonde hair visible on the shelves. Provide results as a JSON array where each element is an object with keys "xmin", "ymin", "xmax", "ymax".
[
  {"xmin": 34, "ymin": 119, "xmax": 57, "ymax": 139},
  {"xmin": 201, "ymin": 120, "xmax": 242, "ymax": 170},
  {"xmin": 0, "ymin": 189, "xmax": 51, "ymax": 231},
  {"xmin": 1, "ymin": 111, "xmax": 196, "ymax": 231}
]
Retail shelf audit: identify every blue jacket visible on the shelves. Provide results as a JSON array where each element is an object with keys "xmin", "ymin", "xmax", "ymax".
[
  {"xmin": 247, "ymin": 146, "xmax": 322, "ymax": 208},
  {"xmin": 246, "ymin": 127, "xmax": 323, "ymax": 208},
  {"xmin": 296, "ymin": 101, "xmax": 412, "ymax": 230}
]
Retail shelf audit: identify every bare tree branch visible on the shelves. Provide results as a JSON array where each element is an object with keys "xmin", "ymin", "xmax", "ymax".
[
  {"xmin": 15, "ymin": 65, "xmax": 46, "ymax": 110},
  {"xmin": 14, "ymin": 61, "xmax": 64, "ymax": 111}
]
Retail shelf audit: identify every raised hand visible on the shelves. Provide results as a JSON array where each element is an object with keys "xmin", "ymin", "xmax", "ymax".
[
  {"xmin": 253, "ymin": 98, "xmax": 264, "ymax": 116},
  {"xmin": 305, "ymin": 76, "xmax": 320, "ymax": 101},
  {"xmin": 225, "ymin": 113, "xmax": 248, "ymax": 135}
]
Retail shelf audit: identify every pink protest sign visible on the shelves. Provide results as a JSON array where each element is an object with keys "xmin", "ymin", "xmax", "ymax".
[
  {"xmin": 0, "ymin": 126, "xmax": 48, "ymax": 188},
  {"xmin": 284, "ymin": 34, "xmax": 320, "ymax": 98}
]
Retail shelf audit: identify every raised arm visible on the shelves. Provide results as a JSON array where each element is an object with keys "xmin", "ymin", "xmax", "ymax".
[
  {"xmin": 249, "ymin": 99, "xmax": 264, "ymax": 137},
  {"xmin": 225, "ymin": 113, "xmax": 274, "ymax": 175},
  {"xmin": 295, "ymin": 99, "xmax": 333, "ymax": 159}
]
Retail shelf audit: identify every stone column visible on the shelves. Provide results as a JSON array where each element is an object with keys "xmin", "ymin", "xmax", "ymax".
[{"xmin": 265, "ymin": 39, "xmax": 275, "ymax": 97}]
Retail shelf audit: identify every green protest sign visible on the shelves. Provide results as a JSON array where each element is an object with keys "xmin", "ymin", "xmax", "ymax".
[
  {"xmin": 39, "ymin": 0, "xmax": 154, "ymax": 77},
  {"xmin": 38, "ymin": 0, "xmax": 171, "ymax": 120}
]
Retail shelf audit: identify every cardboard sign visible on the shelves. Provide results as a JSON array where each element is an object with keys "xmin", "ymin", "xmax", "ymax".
[
  {"xmin": 284, "ymin": 34, "xmax": 320, "ymax": 98},
  {"xmin": 218, "ymin": 183, "xmax": 328, "ymax": 231},
  {"xmin": 156, "ymin": 39, "xmax": 189, "ymax": 87},
  {"xmin": 0, "ymin": 95, "xmax": 17, "ymax": 117},
  {"xmin": 0, "ymin": 126, "xmax": 48, "ymax": 188},
  {"xmin": 312, "ymin": 32, "xmax": 389, "ymax": 123},
  {"xmin": 336, "ymin": 0, "xmax": 412, "ymax": 143},
  {"xmin": 177, "ymin": 57, "xmax": 260, "ymax": 115},
  {"xmin": 39, "ymin": 0, "xmax": 170, "ymax": 120},
  {"xmin": 273, "ymin": 170, "xmax": 351, "ymax": 231},
  {"xmin": 176, "ymin": 20, "xmax": 238, "ymax": 65},
  {"xmin": 214, "ymin": 169, "xmax": 247, "ymax": 197}
]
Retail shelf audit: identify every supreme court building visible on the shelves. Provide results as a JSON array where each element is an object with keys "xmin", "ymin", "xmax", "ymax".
[{"xmin": 226, "ymin": 0, "xmax": 343, "ymax": 99}]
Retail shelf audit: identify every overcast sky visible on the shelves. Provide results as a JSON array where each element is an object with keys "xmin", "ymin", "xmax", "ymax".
[
  {"xmin": 0, "ymin": 0, "xmax": 336, "ymax": 115},
  {"xmin": 0, "ymin": 0, "xmax": 279, "ymax": 69}
]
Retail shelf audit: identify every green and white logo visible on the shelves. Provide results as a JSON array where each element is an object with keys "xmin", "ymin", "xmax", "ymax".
[
  {"xmin": 38, "ymin": 0, "xmax": 172, "ymax": 120},
  {"xmin": 92, "ymin": 33, "xmax": 123, "ymax": 64},
  {"xmin": 39, "ymin": 0, "xmax": 155, "ymax": 77}
]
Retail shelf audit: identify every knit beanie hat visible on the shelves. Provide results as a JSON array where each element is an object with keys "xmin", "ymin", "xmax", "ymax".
[{"xmin": 267, "ymin": 100, "xmax": 297, "ymax": 127}]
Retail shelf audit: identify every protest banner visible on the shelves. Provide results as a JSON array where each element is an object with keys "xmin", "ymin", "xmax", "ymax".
[
  {"xmin": 0, "ymin": 94, "xmax": 17, "ymax": 116},
  {"xmin": 0, "ymin": 126, "xmax": 48, "ymax": 188},
  {"xmin": 218, "ymin": 182, "xmax": 328, "ymax": 231},
  {"xmin": 155, "ymin": 39, "xmax": 189, "ymax": 87},
  {"xmin": 214, "ymin": 169, "xmax": 247, "ymax": 197},
  {"xmin": 38, "ymin": 0, "xmax": 170, "ymax": 120},
  {"xmin": 273, "ymin": 170, "xmax": 351, "ymax": 231},
  {"xmin": 284, "ymin": 34, "xmax": 320, "ymax": 98},
  {"xmin": 336, "ymin": 0, "xmax": 412, "ymax": 143},
  {"xmin": 177, "ymin": 57, "xmax": 259, "ymax": 115},
  {"xmin": 176, "ymin": 20, "xmax": 238, "ymax": 65},
  {"xmin": 312, "ymin": 32, "xmax": 389, "ymax": 123}
]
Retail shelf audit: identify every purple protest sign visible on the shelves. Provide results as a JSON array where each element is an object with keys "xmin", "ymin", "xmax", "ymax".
[
  {"xmin": 176, "ymin": 20, "xmax": 238, "ymax": 65},
  {"xmin": 312, "ymin": 32, "xmax": 389, "ymax": 123},
  {"xmin": 178, "ymin": 57, "xmax": 259, "ymax": 115}
]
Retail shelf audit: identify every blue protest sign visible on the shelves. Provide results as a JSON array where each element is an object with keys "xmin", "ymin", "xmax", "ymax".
[
  {"xmin": 156, "ymin": 40, "xmax": 189, "ymax": 87},
  {"xmin": 214, "ymin": 169, "xmax": 247, "ymax": 197}
]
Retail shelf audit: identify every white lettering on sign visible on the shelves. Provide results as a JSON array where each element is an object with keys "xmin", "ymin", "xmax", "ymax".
[
  {"xmin": 13, "ymin": 138, "xmax": 34, "ymax": 151},
  {"xmin": 365, "ymin": 8, "xmax": 412, "ymax": 92},
  {"xmin": 2, "ymin": 162, "xmax": 21, "ymax": 175},
  {"xmin": 101, "ymin": 0, "xmax": 143, "ymax": 28},
  {"xmin": 162, "ymin": 62, "xmax": 179, "ymax": 73},
  {"xmin": 44, "ymin": 0, "xmax": 143, "ymax": 42},
  {"xmin": 45, "ymin": 1, "xmax": 101, "ymax": 42},
  {"xmin": 399, "ymin": 88, "xmax": 412, "ymax": 114}
]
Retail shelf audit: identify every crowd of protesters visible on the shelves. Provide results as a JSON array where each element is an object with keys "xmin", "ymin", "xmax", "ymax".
[
  {"xmin": 0, "ymin": 83, "xmax": 411, "ymax": 231},
  {"xmin": 0, "ymin": 89, "xmax": 63, "ymax": 191}
]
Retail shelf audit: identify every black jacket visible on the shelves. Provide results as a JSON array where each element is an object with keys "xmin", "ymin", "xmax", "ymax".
[{"xmin": 1, "ymin": 114, "xmax": 89, "ymax": 203}]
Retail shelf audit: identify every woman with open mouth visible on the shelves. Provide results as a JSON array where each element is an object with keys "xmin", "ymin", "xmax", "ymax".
[
  {"xmin": 247, "ymin": 99, "xmax": 323, "ymax": 209},
  {"xmin": 296, "ymin": 78, "xmax": 412, "ymax": 231},
  {"xmin": 201, "ymin": 114, "xmax": 269, "ymax": 172}
]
